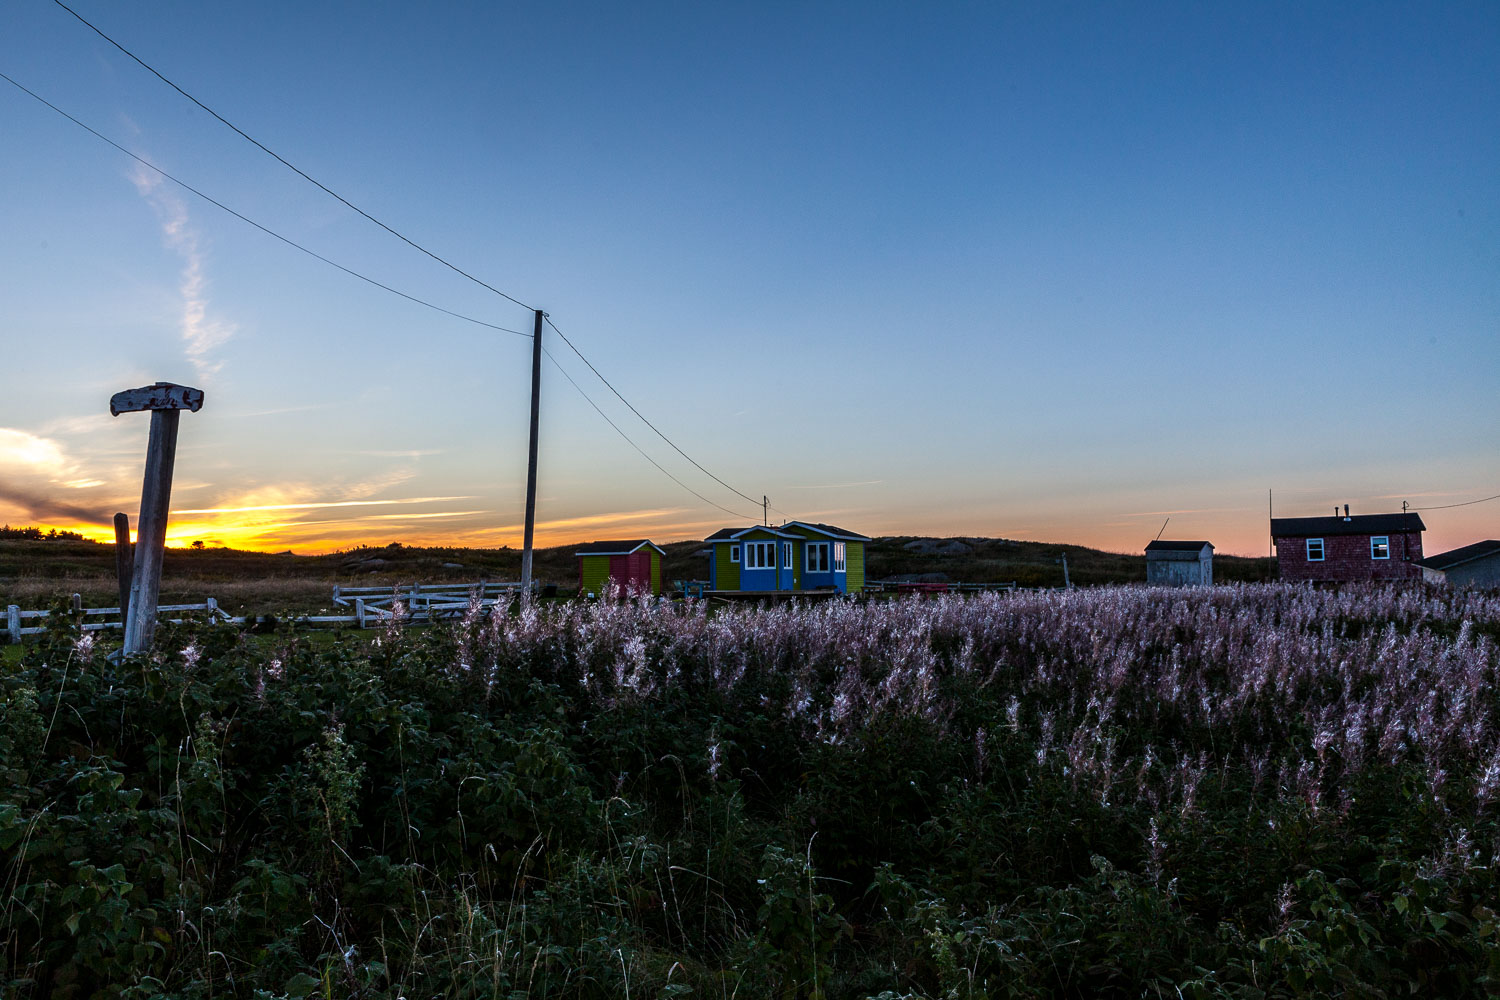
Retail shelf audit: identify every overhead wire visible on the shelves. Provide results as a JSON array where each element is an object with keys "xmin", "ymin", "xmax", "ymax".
[
  {"xmin": 545, "ymin": 316, "xmax": 770, "ymax": 514},
  {"xmin": 543, "ymin": 347, "xmax": 761, "ymax": 522},
  {"xmin": 1410, "ymin": 492, "xmax": 1500, "ymax": 511},
  {"xmin": 0, "ymin": 70, "xmax": 531, "ymax": 340},
  {"xmin": 42, "ymin": 4, "xmax": 797, "ymax": 523},
  {"xmin": 52, "ymin": 0, "xmax": 536, "ymax": 315}
]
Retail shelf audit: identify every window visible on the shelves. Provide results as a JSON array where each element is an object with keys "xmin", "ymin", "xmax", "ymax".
[
  {"xmin": 1370, "ymin": 536, "xmax": 1390, "ymax": 560},
  {"xmin": 833, "ymin": 541, "xmax": 846, "ymax": 572},
  {"xmin": 1306, "ymin": 538, "xmax": 1325, "ymax": 562},
  {"xmin": 730, "ymin": 544, "xmax": 739, "ymax": 562},
  {"xmin": 783, "ymin": 542, "xmax": 792, "ymax": 568},
  {"xmin": 807, "ymin": 542, "xmax": 829, "ymax": 573},
  {"xmin": 745, "ymin": 541, "xmax": 777, "ymax": 569}
]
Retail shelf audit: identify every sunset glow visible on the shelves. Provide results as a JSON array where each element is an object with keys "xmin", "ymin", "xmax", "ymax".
[{"xmin": 2, "ymin": 3, "xmax": 1494, "ymax": 559}]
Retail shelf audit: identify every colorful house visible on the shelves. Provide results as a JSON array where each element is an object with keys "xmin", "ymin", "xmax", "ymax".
[
  {"xmin": 705, "ymin": 522, "xmax": 869, "ymax": 594},
  {"xmin": 575, "ymin": 540, "xmax": 664, "ymax": 596}
]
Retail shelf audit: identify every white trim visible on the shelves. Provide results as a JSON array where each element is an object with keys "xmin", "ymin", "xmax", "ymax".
[
  {"xmin": 833, "ymin": 541, "xmax": 846, "ymax": 573},
  {"xmin": 745, "ymin": 540, "xmax": 778, "ymax": 569},
  {"xmin": 1306, "ymin": 538, "xmax": 1325, "ymax": 562},
  {"xmin": 1370, "ymin": 536, "xmax": 1390, "ymax": 560},
  {"xmin": 807, "ymin": 541, "xmax": 830, "ymax": 573},
  {"xmin": 730, "ymin": 544, "xmax": 740, "ymax": 562},
  {"xmin": 782, "ymin": 521, "xmax": 872, "ymax": 541},
  {"xmin": 783, "ymin": 541, "xmax": 792, "ymax": 568}
]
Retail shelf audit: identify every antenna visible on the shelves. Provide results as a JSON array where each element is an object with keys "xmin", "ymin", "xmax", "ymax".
[{"xmin": 1154, "ymin": 516, "xmax": 1170, "ymax": 541}]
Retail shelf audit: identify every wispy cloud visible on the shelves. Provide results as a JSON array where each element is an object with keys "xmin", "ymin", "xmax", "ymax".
[
  {"xmin": 173, "ymin": 495, "xmax": 474, "ymax": 515},
  {"xmin": 0, "ymin": 427, "xmax": 113, "ymax": 524},
  {"xmin": 783, "ymin": 480, "xmax": 884, "ymax": 490},
  {"xmin": 130, "ymin": 163, "xmax": 235, "ymax": 380},
  {"xmin": 1124, "ymin": 506, "xmax": 1250, "ymax": 518}
]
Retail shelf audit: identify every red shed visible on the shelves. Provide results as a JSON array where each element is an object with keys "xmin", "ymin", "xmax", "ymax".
[
  {"xmin": 1271, "ymin": 509, "xmax": 1424, "ymax": 582},
  {"xmin": 575, "ymin": 540, "xmax": 664, "ymax": 596}
]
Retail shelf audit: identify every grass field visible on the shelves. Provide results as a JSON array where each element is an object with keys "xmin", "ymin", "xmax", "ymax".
[{"xmin": 0, "ymin": 532, "xmax": 1276, "ymax": 617}]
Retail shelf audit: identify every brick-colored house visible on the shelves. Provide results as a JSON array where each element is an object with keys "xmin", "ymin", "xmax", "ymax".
[{"xmin": 1271, "ymin": 510, "xmax": 1425, "ymax": 582}]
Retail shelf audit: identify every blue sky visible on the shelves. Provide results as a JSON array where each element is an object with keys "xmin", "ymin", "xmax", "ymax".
[{"xmin": 2, "ymin": 1, "xmax": 1496, "ymax": 556}]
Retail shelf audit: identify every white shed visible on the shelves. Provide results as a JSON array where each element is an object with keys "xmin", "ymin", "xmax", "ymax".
[{"xmin": 1145, "ymin": 540, "xmax": 1214, "ymax": 586}]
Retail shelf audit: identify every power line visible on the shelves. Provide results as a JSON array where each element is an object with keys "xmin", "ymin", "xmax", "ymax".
[
  {"xmin": 52, "ymin": 0, "xmax": 535, "ymax": 315},
  {"xmin": 543, "ymin": 347, "xmax": 761, "ymax": 522},
  {"xmin": 0, "ymin": 70, "xmax": 530, "ymax": 341},
  {"xmin": 1411, "ymin": 492, "xmax": 1500, "ymax": 511},
  {"xmin": 544, "ymin": 316, "xmax": 768, "ymax": 513},
  {"xmin": 45, "ymin": 3, "xmax": 797, "ymax": 523}
]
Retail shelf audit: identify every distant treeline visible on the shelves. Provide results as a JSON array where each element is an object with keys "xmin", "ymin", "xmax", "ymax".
[{"xmin": 0, "ymin": 526, "xmax": 89, "ymax": 542}]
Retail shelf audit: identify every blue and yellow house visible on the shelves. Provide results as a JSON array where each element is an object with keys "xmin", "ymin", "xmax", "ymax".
[{"xmin": 705, "ymin": 522, "xmax": 869, "ymax": 594}]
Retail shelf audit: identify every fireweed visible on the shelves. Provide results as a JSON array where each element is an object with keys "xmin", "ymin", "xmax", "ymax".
[
  {"xmin": 450, "ymin": 583, "xmax": 1500, "ymax": 827},
  {"xmin": 6, "ymin": 581, "xmax": 1500, "ymax": 998}
]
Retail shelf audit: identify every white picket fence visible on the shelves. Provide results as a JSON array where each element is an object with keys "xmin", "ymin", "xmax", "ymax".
[{"xmin": 5, "ymin": 581, "xmax": 530, "ymax": 644}]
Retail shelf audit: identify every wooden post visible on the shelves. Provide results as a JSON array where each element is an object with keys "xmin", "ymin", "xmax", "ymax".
[
  {"xmin": 124, "ymin": 408, "xmax": 180, "ymax": 653},
  {"xmin": 355, "ymin": 598, "xmax": 366, "ymax": 629},
  {"xmin": 520, "ymin": 309, "xmax": 544, "ymax": 603},
  {"xmin": 111, "ymin": 382, "xmax": 203, "ymax": 655},
  {"xmin": 70, "ymin": 593, "xmax": 82, "ymax": 615},
  {"xmin": 6, "ymin": 605, "xmax": 19, "ymax": 645},
  {"xmin": 1061, "ymin": 551, "xmax": 1071, "ymax": 590},
  {"xmin": 114, "ymin": 512, "xmax": 132, "ymax": 620}
]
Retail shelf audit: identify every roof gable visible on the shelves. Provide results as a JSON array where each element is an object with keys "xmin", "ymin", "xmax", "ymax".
[
  {"xmin": 574, "ymin": 539, "xmax": 664, "ymax": 557},
  {"xmin": 1419, "ymin": 539, "xmax": 1500, "ymax": 571},
  {"xmin": 705, "ymin": 526, "xmax": 797, "ymax": 542},
  {"xmin": 780, "ymin": 521, "xmax": 871, "ymax": 541}
]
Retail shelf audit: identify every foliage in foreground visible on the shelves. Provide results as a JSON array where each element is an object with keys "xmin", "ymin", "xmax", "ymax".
[{"xmin": 2, "ymin": 583, "xmax": 1499, "ymax": 998}]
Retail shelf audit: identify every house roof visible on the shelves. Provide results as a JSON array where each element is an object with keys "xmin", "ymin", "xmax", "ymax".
[
  {"xmin": 1271, "ymin": 513, "xmax": 1426, "ymax": 538},
  {"xmin": 1145, "ymin": 540, "xmax": 1213, "ymax": 553},
  {"xmin": 780, "ymin": 521, "xmax": 872, "ymax": 541},
  {"xmin": 574, "ymin": 539, "xmax": 664, "ymax": 557},
  {"xmin": 1418, "ymin": 539, "xmax": 1500, "ymax": 571},
  {"xmin": 704, "ymin": 526, "xmax": 798, "ymax": 542}
]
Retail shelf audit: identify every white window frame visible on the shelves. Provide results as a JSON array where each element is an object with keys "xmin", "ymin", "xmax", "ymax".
[
  {"xmin": 730, "ymin": 544, "xmax": 740, "ymax": 562},
  {"xmin": 806, "ymin": 541, "xmax": 830, "ymax": 573},
  {"xmin": 833, "ymin": 541, "xmax": 846, "ymax": 572},
  {"xmin": 745, "ymin": 541, "xmax": 776, "ymax": 569},
  {"xmin": 783, "ymin": 542, "xmax": 792, "ymax": 568},
  {"xmin": 1306, "ymin": 538, "xmax": 1325, "ymax": 562},
  {"xmin": 1370, "ymin": 536, "xmax": 1390, "ymax": 560}
]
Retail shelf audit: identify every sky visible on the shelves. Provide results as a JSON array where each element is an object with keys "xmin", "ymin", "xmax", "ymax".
[{"xmin": 1, "ymin": 1, "xmax": 1496, "ymax": 558}]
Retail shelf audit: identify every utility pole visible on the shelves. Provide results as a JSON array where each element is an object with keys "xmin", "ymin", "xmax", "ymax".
[
  {"xmin": 520, "ymin": 309, "xmax": 544, "ymax": 603},
  {"xmin": 762, "ymin": 495, "xmax": 768, "ymax": 527}
]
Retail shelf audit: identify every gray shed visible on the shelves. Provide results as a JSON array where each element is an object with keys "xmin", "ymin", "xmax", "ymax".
[
  {"xmin": 1145, "ymin": 540, "xmax": 1214, "ymax": 586},
  {"xmin": 1418, "ymin": 540, "xmax": 1500, "ymax": 588}
]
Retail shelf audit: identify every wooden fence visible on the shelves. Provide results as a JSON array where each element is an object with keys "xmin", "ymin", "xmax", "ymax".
[
  {"xmin": 862, "ymin": 580, "xmax": 1019, "ymax": 594},
  {"xmin": 7, "ymin": 596, "xmax": 231, "ymax": 644},
  {"xmin": 6, "ymin": 581, "xmax": 531, "ymax": 644}
]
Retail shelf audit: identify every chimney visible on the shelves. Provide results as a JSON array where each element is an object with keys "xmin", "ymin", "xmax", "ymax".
[{"xmin": 1344, "ymin": 504, "xmax": 1350, "ymax": 518}]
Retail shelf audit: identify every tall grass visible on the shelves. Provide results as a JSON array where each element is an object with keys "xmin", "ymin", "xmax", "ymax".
[{"xmin": 2, "ymin": 583, "xmax": 1497, "ymax": 997}]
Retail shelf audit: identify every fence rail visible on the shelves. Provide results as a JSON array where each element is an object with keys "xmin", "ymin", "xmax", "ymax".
[
  {"xmin": 7, "ymin": 597, "xmax": 231, "ymax": 643},
  {"xmin": 862, "ymin": 580, "xmax": 1019, "ymax": 595},
  {"xmin": 6, "ymin": 581, "xmax": 530, "ymax": 643}
]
